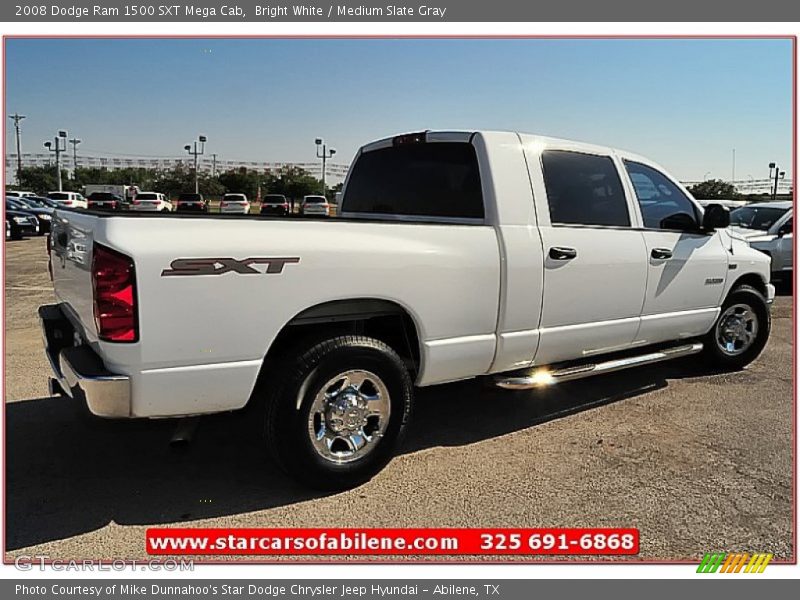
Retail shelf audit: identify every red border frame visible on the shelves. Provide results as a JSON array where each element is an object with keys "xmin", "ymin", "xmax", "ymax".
[{"xmin": 1, "ymin": 33, "xmax": 796, "ymax": 567}]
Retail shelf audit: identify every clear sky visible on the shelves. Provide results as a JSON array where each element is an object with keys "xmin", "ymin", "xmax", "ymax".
[{"xmin": 4, "ymin": 38, "xmax": 794, "ymax": 181}]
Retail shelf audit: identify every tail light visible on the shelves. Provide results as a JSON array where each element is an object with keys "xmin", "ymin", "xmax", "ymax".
[
  {"xmin": 220, "ymin": 201, "xmax": 227, "ymax": 207},
  {"xmin": 92, "ymin": 244, "xmax": 138, "ymax": 342},
  {"xmin": 110, "ymin": 201, "xmax": 117, "ymax": 209},
  {"xmin": 132, "ymin": 199, "xmax": 140, "ymax": 205},
  {"xmin": 63, "ymin": 200, "xmax": 73, "ymax": 206}
]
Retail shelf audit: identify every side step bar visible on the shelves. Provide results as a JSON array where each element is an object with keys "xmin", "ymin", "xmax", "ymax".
[{"xmin": 495, "ymin": 342, "xmax": 704, "ymax": 390}]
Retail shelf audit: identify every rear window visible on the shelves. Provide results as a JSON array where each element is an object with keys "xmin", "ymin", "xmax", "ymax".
[
  {"xmin": 304, "ymin": 196, "xmax": 327, "ymax": 204},
  {"xmin": 225, "ymin": 195, "xmax": 246, "ymax": 202},
  {"xmin": 88, "ymin": 193, "xmax": 118, "ymax": 200},
  {"xmin": 541, "ymin": 150, "xmax": 630, "ymax": 227},
  {"xmin": 48, "ymin": 193, "xmax": 68, "ymax": 200},
  {"xmin": 137, "ymin": 193, "xmax": 158, "ymax": 200},
  {"xmin": 342, "ymin": 142, "xmax": 484, "ymax": 220},
  {"xmin": 178, "ymin": 193, "xmax": 203, "ymax": 201},
  {"xmin": 264, "ymin": 195, "xmax": 287, "ymax": 203}
]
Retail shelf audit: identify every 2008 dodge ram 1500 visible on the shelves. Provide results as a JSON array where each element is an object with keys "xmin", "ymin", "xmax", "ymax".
[{"xmin": 40, "ymin": 130, "xmax": 775, "ymax": 489}]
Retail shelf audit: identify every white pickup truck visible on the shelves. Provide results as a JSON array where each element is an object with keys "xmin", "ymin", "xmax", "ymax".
[{"xmin": 40, "ymin": 130, "xmax": 774, "ymax": 489}]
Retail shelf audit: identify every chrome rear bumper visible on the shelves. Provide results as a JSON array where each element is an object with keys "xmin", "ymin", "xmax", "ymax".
[{"xmin": 39, "ymin": 304, "xmax": 131, "ymax": 418}]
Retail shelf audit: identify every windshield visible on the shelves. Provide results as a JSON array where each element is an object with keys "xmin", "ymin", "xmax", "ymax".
[
  {"xmin": 729, "ymin": 206, "xmax": 789, "ymax": 231},
  {"xmin": 30, "ymin": 197, "xmax": 58, "ymax": 208}
]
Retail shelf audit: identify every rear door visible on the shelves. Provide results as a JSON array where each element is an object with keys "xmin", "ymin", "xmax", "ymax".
[
  {"xmin": 621, "ymin": 159, "xmax": 729, "ymax": 344},
  {"xmin": 527, "ymin": 147, "xmax": 648, "ymax": 365}
]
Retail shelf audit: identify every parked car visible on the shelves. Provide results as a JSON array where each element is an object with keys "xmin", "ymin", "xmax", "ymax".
[
  {"xmin": 697, "ymin": 199, "xmax": 747, "ymax": 210},
  {"xmin": 259, "ymin": 194, "xmax": 290, "ymax": 216},
  {"xmin": 6, "ymin": 190, "xmax": 36, "ymax": 199},
  {"xmin": 47, "ymin": 191, "xmax": 88, "ymax": 209},
  {"xmin": 219, "ymin": 193, "xmax": 250, "ymax": 214},
  {"xmin": 175, "ymin": 193, "xmax": 208, "ymax": 213},
  {"xmin": 5, "ymin": 208, "xmax": 39, "ymax": 238},
  {"xmin": 6, "ymin": 198, "xmax": 52, "ymax": 233},
  {"xmin": 42, "ymin": 130, "xmax": 774, "ymax": 491},
  {"xmin": 23, "ymin": 196, "xmax": 60, "ymax": 209},
  {"xmin": 729, "ymin": 202, "xmax": 793, "ymax": 282},
  {"xmin": 131, "ymin": 192, "xmax": 172, "ymax": 212},
  {"xmin": 87, "ymin": 192, "xmax": 129, "ymax": 211},
  {"xmin": 301, "ymin": 195, "xmax": 330, "ymax": 216}
]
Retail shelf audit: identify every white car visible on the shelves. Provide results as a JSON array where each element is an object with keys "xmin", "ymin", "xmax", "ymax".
[
  {"xmin": 301, "ymin": 195, "xmax": 330, "ymax": 216},
  {"xmin": 47, "ymin": 191, "xmax": 88, "ymax": 209},
  {"xmin": 730, "ymin": 201, "xmax": 793, "ymax": 282},
  {"xmin": 131, "ymin": 192, "xmax": 172, "ymax": 212},
  {"xmin": 42, "ymin": 129, "xmax": 773, "ymax": 490},
  {"xmin": 6, "ymin": 190, "xmax": 36, "ymax": 199},
  {"xmin": 220, "ymin": 193, "xmax": 250, "ymax": 214}
]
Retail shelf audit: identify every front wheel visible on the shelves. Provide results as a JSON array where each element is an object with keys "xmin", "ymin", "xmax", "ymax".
[
  {"xmin": 264, "ymin": 336, "xmax": 413, "ymax": 490},
  {"xmin": 702, "ymin": 284, "xmax": 770, "ymax": 370}
]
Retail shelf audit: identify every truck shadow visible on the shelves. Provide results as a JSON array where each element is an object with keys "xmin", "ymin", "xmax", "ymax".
[{"xmin": 5, "ymin": 361, "xmax": 687, "ymax": 551}]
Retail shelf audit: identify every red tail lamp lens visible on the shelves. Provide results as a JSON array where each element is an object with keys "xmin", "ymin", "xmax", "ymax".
[{"xmin": 92, "ymin": 244, "xmax": 138, "ymax": 342}]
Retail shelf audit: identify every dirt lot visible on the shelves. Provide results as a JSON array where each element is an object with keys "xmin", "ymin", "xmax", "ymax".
[{"xmin": 3, "ymin": 235, "xmax": 794, "ymax": 562}]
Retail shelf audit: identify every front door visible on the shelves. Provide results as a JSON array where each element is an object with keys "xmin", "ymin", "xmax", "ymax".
[{"xmin": 622, "ymin": 159, "xmax": 729, "ymax": 344}]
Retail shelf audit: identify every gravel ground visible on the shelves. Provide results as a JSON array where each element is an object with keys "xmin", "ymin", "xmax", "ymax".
[{"xmin": 3, "ymin": 235, "xmax": 794, "ymax": 563}]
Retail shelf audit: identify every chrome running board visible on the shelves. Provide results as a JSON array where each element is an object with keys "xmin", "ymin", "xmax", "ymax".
[{"xmin": 495, "ymin": 342, "xmax": 704, "ymax": 390}]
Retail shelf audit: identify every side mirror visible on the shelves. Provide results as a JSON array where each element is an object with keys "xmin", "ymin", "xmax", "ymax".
[
  {"xmin": 702, "ymin": 203, "xmax": 730, "ymax": 231},
  {"xmin": 661, "ymin": 212, "xmax": 700, "ymax": 232}
]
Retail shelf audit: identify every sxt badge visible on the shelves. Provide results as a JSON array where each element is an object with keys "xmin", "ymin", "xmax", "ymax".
[{"xmin": 161, "ymin": 257, "xmax": 300, "ymax": 276}]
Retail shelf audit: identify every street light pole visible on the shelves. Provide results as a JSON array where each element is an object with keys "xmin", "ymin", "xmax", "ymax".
[
  {"xmin": 184, "ymin": 135, "xmax": 207, "ymax": 194},
  {"xmin": 315, "ymin": 138, "xmax": 336, "ymax": 197},
  {"xmin": 8, "ymin": 113, "xmax": 26, "ymax": 182},
  {"xmin": 44, "ymin": 130, "xmax": 68, "ymax": 192},
  {"xmin": 69, "ymin": 138, "xmax": 81, "ymax": 174}
]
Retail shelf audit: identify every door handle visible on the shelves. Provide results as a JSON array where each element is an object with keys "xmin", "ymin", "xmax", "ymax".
[
  {"xmin": 549, "ymin": 246, "xmax": 577, "ymax": 260},
  {"xmin": 651, "ymin": 248, "xmax": 673, "ymax": 260}
]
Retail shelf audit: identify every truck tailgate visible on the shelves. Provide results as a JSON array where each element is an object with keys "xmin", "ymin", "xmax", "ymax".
[{"xmin": 49, "ymin": 210, "xmax": 100, "ymax": 342}]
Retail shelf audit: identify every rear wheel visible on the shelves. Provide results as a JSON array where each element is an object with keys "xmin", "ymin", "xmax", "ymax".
[
  {"xmin": 263, "ymin": 336, "xmax": 413, "ymax": 490},
  {"xmin": 702, "ymin": 284, "xmax": 770, "ymax": 370}
]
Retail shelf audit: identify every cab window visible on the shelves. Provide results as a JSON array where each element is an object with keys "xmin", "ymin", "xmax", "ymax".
[
  {"xmin": 541, "ymin": 150, "xmax": 630, "ymax": 227},
  {"xmin": 624, "ymin": 160, "xmax": 699, "ymax": 230}
]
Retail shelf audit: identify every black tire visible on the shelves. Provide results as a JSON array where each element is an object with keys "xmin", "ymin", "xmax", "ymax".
[
  {"xmin": 264, "ymin": 335, "xmax": 413, "ymax": 490},
  {"xmin": 702, "ymin": 284, "xmax": 770, "ymax": 370}
]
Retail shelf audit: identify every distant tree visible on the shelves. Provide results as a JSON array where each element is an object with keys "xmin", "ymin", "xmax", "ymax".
[
  {"xmin": 218, "ymin": 168, "xmax": 262, "ymax": 199},
  {"xmin": 71, "ymin": 166, "xmax": 160, "ymax": 191},
  {"xmin": 265, "ymin": 166, "xmax": 322, "ymax": 201},
  {"xmin": 688, "ymin": 179, "xmax": 738, "ymax": 200},
  {"xmin": 328, "ymin": 182, "xmax": 344, "ymax": 203},
  {"xmin": 17, "ymin": 165, "xmax": 66, "ymax": 194}
]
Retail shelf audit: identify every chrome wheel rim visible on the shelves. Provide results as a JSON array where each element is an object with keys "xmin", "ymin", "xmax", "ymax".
[
  {"xmin": 307, "ymin": 370, "xmax": 391, "ymax": 464},
  {"xmin": 715, "ymin": 303, "xmax": 759, "ymax": 356}
]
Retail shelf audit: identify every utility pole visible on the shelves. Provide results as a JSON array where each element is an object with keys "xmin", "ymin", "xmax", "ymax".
[
  {"xmin": 69, "ymin": 138, "xmax": 81, "ymax": 174},
  {"xmin": 183, "ymin": 135, "xmax": 207, "ymax": 194},
  {"xmin": 44, "ymin": 130, "xmax": 68, "ymax": 192},
  {"xmin": 731, "ymin": 148, "xmax": 735, "ymax": 187},
  {"xmin": 8, "ymin": 113, "xmax": 26, "ymax": 183},
  {"xmin": 315, "ymin": 137, "xmax": 336, "ymax": 196},
  {"xmin": 211, "ymin": 153, "xmax": 217, "ymax": 177}
]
